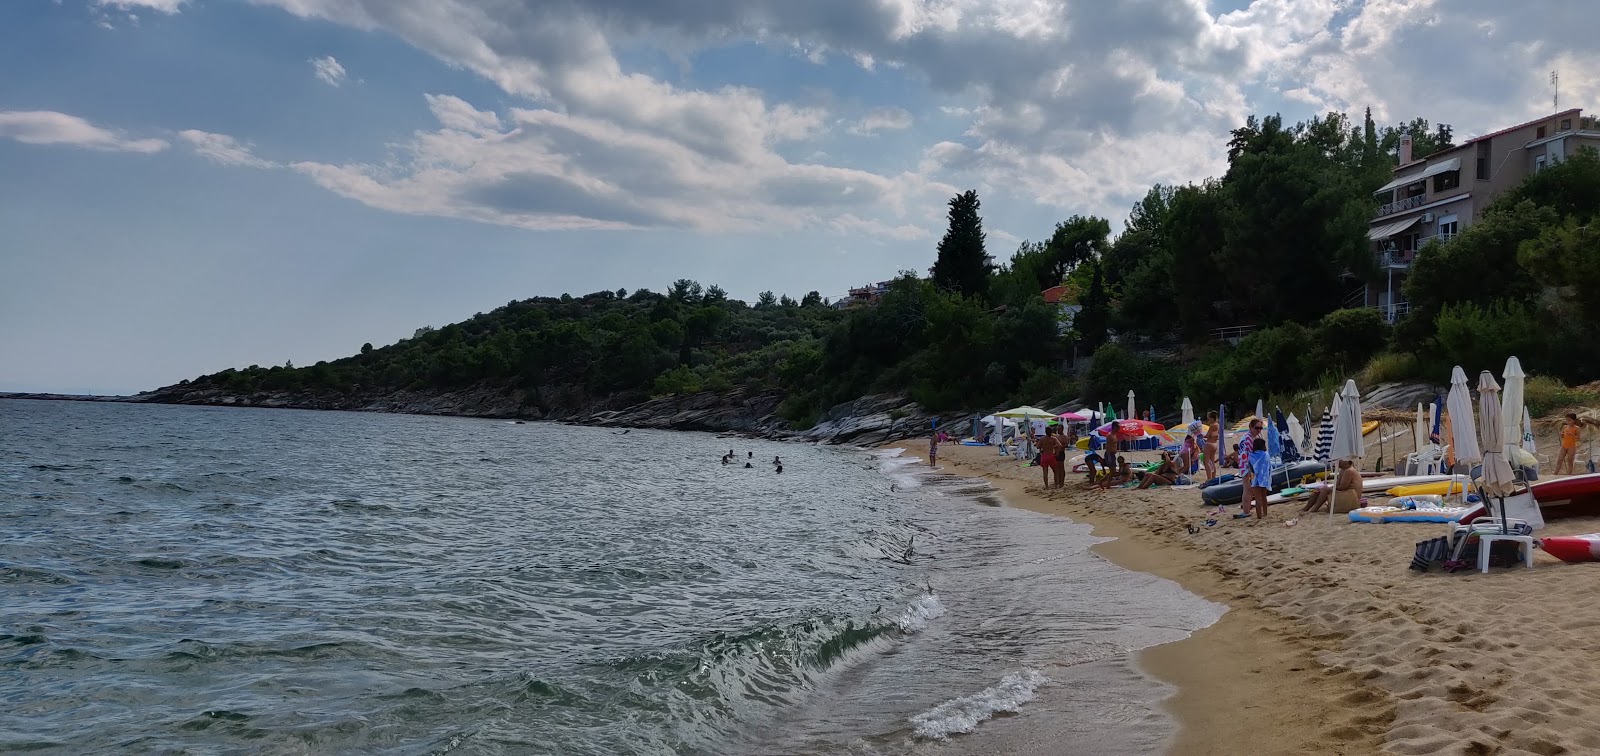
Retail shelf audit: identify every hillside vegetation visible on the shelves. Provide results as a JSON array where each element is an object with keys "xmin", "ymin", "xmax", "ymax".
[{"xmin": 169, "ymin": 112, "xmax": 1600, "ymax": 425}]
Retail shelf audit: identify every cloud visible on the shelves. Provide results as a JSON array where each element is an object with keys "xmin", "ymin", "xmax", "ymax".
[
  {"xmin": 849, "ymin": 106, "xmax": 913, "ymax": 135},
  {"xmin": 0, "ymin": 110, "xmax": 167, "ymax": 153},
  {"xmin": 287, "ymin": 93, "xmax": 954, "ymax": 236},
  {"xmin": 95, "ymin": 0, "xmax": 186, "ymax": 13},
  {"xmin": 310, "ymin": 55, "xmax": 347, "ymax": 86},
  {"xmin": 178, "ymin": 130, "xmax": 277, "ymax": 168},
  {"xmin": 245, "ymin": 0, "xmax": 1600, "ymax": 232}
]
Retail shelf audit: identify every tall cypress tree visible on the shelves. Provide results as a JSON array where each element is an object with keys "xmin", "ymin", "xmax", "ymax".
[
  {"xmin": 930, "ymin": 190, "xmax": 993, "ymax": 298},
  {"xmin": 1076, "ymin": 260, "xmax": 1110, "ymax": 349}
]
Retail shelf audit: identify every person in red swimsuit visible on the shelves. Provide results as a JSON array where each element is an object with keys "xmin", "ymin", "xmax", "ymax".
[{"xmin": 1038, "ymin": 425, "xmax": 1062, "ymax": 489}]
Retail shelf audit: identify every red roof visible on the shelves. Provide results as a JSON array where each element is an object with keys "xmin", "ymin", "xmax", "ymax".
[{"xmin": 1042, "ymin": 285, "xmax": 1071, "ymax": 304}]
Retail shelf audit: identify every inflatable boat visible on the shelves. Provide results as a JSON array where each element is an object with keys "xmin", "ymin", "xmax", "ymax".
[
  {"xmin": 1529, "ymin": 473, "xmax": 1600, "ymax": 519},
  {"xmin": 1540, "ymin": 533, "xmax": 1600, "ymax": 563},
  {"xmin": 1200, "ymin": 460, "xmax": 1327, "ymax": 506}
]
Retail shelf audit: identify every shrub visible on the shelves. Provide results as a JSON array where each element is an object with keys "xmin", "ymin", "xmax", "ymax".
[
  {"xmin": 1358, "ymin": 352, "xmax": 1422, "ymax": 387},
  {"xmin": 653, "ymin": 365, "xmax": 701, "ymax": 396},
  {"xmin": 1432, "ymin": 300, "xmax": 1544, "ymax": 376},
  {"xmin": 1313, "ymin": 308, "xmax": 1389, "ymax": 374},
  {"xmin": 1524, "ymin": 375, "xmax": 1597, "ymax": 417}
]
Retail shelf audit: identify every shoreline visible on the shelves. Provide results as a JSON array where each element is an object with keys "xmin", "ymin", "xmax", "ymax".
[
  {"xmin": 907, "ymin": 443, "xmax": 1391, "ymax": 755},
  {"xmin": 910, "ymin": 441, "xmax": 1600, "ymax": 756}
]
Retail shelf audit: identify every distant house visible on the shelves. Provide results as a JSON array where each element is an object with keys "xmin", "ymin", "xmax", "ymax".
[
  {"xmin": 1364, "ymin": 108, "xmax": 1600, "ymax": 322},
  {"xmin": 834, "ymin": 279, "xmax": 897, "ymax": 309},
  {"xmin": 1042, "ymin": 284, "xmax": 1082, "ymax": 334}
]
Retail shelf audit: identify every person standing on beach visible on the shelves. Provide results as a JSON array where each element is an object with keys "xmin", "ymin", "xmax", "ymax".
[
  {"xmin": 928, "ymin": 433, "xmax": 939, "ymax": 468},
  {"xmin": 1202, "ymin": 411, "xmax": 1220, "ymax": 480},
  {"xmin": 1038, "ymin": 426, "xmax": 1066, "ymax": 489},
  {"xmin": 1242, "ymin": 438, "xmax": 1272, "ymax": 519},
  {"xmin": 1557, "ymin": 414, "xmax": 1583, "ymax": 475},
  {"xmin": 1084, "ymin": 431, "xmax": 1106, "ymax": 483}
]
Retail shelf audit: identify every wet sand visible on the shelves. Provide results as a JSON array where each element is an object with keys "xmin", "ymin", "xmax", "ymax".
[{"xmin": 903, "ymin": 440, "xmax": 1600, "ymax": 756}]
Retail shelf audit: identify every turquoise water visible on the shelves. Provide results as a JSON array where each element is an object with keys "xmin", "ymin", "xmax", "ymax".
[{"xmin": 1, "ymin": 399, "xmax": 1220, "ymax": 754}]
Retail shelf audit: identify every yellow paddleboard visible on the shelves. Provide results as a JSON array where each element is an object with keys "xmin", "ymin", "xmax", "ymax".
[
  {"xmin": 1361, "ymin": 420, "xmax": 1380, "ymax": 436},
  {"xmin": 1387, "ymin": 479, "xmax": 1470, "ymax": 497}
]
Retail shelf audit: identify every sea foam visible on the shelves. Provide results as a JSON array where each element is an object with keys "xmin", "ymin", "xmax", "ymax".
[
  {"xmin": 909, "ymin": 669, "xmax": 1049, "ymax": 740},
  {"xmin": 895, "ymin": 593, "xmax": 945, "ymax": 633}
]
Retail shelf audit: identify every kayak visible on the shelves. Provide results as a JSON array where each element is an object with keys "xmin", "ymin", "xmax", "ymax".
[{"xmin": 1304, "ymin": 474, "xmax": 1461, "ymax": 495}]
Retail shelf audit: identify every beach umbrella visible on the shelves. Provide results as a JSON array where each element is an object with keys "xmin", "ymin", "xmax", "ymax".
[
  {"xmin": 1217, "ymin": 404, "xmax": 1226, "ymax": 462},
  {"xmin": 1286, "ymin": 413, "xmax": 1304, "ymax": 454},
  {"xmin": 1181, "ymin": 397, "xmax": 1194, "ymax": 426},
  {"xmin": 1331, "ymin": 380, "xmax": 1365, "ymax": 463},
  {"xmin": 1266, "ymin": 415, "xmax": 1282, "ymax": 460},
  {"xmin": 1058, "ymin": 411, "xmax": 1090, "ymax": 422},
  {"xmin": 1478, "ymin": 371, "xmax": 1517, "ymax": 503},
  {"xmin": 1523, "ymin": 407, "xmax": 1537, "ymax": 455},
  {"xmin": 1095, "ymin": 419, "xmax": 1164, "ymax": 436},
  {"xmin": 1432, "ymin": 394, "xmax": 1444, "ymax": 440},
  {"xmin": 1502, "ymin": 357, "xmax": 1526, "ymax": 461},
  {"xmin": 1255, "ymin": 398, "xmax": 1264, "ymax": 425},
  {"xmin": 1414, "ymin": 403, "xmax": 1427, "ymax": 455},
  {"xmin": 1314, "ymin": 407, "xmax": 1333, "ymax": 462},
  {"xmin": 995, "ymin": 406, "xmax": 1054, "ymax": 418},
  {"xmin": 1447, "ymin": 367, "xmax": 1480, "ymax": 467},
  {"xmin": 1127, "ymin": 391, "xmax": 1136, "ymax": 424}
]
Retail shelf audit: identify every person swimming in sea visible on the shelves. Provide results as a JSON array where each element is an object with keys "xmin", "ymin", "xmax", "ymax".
[
  {"xmin": 744, "ymin": 462, "xmax": 753, "ymax": 468},
  {"xmin": 776, "ymin": 464, "xmax": 784, "ymax": 474}
]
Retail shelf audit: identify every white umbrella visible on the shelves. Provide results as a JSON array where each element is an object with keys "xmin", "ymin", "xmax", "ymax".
[
  {"xmin": 1502, "ymin": 357, "xmax": 1526, "ymax": 460},
  {"xmin": 1255, "ymin": 398, "xmax": 1265, "ymax": 424},
  {"xmin": 1181, "ymin": 397, "xmax": 1194, "ymax": 427},
  {"xmin": 1447, "ymin": 367, "xmax": 1480, "ymax": 467},
  {"xmin": 1523, "ymin": 407, "xmax": 1537, "ymax": 455},
  {"xmin": 1331, "ymin": 381, "xmax": 1365, "ymax": 462},
  {"xmin": 1414, "ymin": 403, "xmax": 1426, "ymax": 455},
  {"xmin": 1127, "ymin": 391, "xmax": 1136, "ymax": 423},
  {"xmin": 1286, "ymin": 413, "xmax": 1304, "ymax": 454},
  {"xmin": 1478, "ymin": 371, "xmax": 1516, "ymax": 499}
]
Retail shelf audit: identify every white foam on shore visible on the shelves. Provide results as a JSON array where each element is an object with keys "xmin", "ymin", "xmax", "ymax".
[
  {"xmin": 895, "ymin": 593, "xmax": 945, "ymax": 633},
  {"xmin": 873, "ymin": 448, "xmax": 929, "ymax": 490},
  {"xmin": 909, "ymin": 669, "xmax": 1049, "ymax": 740}
]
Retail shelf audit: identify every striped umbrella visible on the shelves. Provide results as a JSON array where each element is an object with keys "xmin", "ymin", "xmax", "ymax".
[{"xmin": 1313, "ymin": 407, "xmax": 1334, "ymax": 462}]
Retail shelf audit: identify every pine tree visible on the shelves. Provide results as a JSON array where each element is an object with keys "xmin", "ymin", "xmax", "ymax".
[{"xmin": 930, "ymin": 190, "xmax": 992, "ymax": 298}]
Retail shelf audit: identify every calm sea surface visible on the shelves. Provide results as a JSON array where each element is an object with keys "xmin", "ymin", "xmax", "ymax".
[{"xmin": 1, "ymin": 399, "xmax": 1221, "ymax": 755}]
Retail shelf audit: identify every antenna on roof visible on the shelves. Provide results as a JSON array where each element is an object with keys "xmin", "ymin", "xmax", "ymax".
[{"xmin": 1552, "ymin": 70, "xmax": 1559, "ymax": 112}]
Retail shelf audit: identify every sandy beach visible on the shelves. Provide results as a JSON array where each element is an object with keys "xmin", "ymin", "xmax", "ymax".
[{"xmin": 905, "ymin": 440, "xmax": 1600, "ymax": 756}]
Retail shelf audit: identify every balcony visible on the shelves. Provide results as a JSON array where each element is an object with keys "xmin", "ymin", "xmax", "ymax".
[
  {"xmin": 1377, "ymin": 194, "xmax": 1426, "ymax": 217},
  {"xmin": 1379, "ymin": 250, "xmax": 1413, "ymax": 270}
]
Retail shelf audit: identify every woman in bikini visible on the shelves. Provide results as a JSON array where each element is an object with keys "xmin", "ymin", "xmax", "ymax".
[{"xmin": 1136, "ymin": 451, "xmax": 1180, "ymax": 489}]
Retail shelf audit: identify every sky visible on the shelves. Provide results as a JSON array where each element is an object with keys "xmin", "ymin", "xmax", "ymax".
[{"xmin": 2, "ymin": 0, "xmax": 1597, "ymax": 394}]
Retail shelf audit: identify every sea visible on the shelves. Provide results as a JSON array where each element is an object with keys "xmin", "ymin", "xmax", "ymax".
[{"xmin": 1, "ymin": 398, "xmax": 1223, "ymax": 755}]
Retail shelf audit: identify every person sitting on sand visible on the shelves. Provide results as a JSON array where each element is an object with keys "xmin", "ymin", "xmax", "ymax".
[
  {"xmin": 1241, "ymin": 438, "xmax": 1272, "ymax": 519},
  {"xmin": 1303, "ymin": 459, "xmax": 1360, "ymax": 514},
  {"xmin": 1095, "ymin": 456, "xmax": 1133, "ymax": 490},
  {"xmin": 1135, "ymin": 451, "xmax": 1179, "ymax": 489}
]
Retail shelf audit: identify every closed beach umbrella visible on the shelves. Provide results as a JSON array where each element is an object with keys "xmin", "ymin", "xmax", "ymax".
[
  {"xmin": 1447, "ymin": 367, "xmax": 1480, "ymax": 467},
  {"xmin": 1255, "ymin": 398, "xmax": 1264, "ymax": 425},
  {"xmin": 1314, "ymin": 407, "xmax": 1334, "ymax": 462},
  {"xmin": 1414, "ymin": 403, "xmax": 1426, "ymax": 454},
  {"xmin": 1127, "ymin": 391, "xmax": 1136, "ymax": 424},
  {"xmin": 1331, "ymin": 380, "xmax": 1365, "ymax": 463},
  {"xmin": 1502, "ymin": 357, "xmax": 1526, "ymax": 459},
  {"xmin": 1286, "ymin": 413, "xmax": 1304, "ymax": 453},
  {"xmin": 1523, "ymin": 407, "xmax": 1537, "ymax": 455},
  {"xmin": 1182, "ymin": 397, "xmax": 1194, "ymax": 426},
  {"xmin": 1478, "ymin": 371, "xmax": 1516, "ymax": 500}
]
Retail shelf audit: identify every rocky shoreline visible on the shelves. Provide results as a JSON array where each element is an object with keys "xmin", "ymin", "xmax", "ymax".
[{"xmin": 0, "ymin": 385, "xmax": 942, "ymax": 446}]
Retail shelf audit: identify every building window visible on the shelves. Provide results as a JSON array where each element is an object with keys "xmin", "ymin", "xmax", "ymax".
[
  {"xmin": 1561, "ymin": 119, "xmax": 1573, "ymax": 131},
  {"xmin": 1476, "ymin": 140, "xmax": 1491, "ymax": 180},
  {"xmin": 1537, "ymin": 126, "xmax": 1547, "ymax": 139},
  {"xmin": 1432, "ymin": 170, "xmax": 1460, "ymax": 193},
  {"xmin": 1536, "ymin": 154, "xmax": 1547, "ymax": 172},
  {"xmin": 1404, "ymin": 181, "xmax": 1426, "ymax": 199},
  {"xmin": 1438, "ymin": 220, "xmax": 1458, "ymax": 239}
]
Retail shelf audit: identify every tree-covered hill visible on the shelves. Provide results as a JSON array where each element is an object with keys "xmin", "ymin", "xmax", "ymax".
[{"xmin": 150, "ymin": 111, "xmax": 1600, "ymax": 431}]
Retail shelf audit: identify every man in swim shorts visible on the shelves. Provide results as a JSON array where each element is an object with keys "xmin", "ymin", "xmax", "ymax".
[{"xmin": 1037, "ymin": 425, "xmax": 1062, "ymax": 489}]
